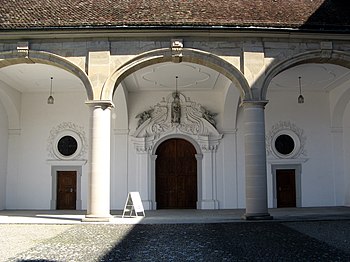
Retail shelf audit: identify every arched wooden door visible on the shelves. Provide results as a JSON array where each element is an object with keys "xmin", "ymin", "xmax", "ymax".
[{"xmin": 156, "ymin": 138, "xmax": 197, "ymax": 209}]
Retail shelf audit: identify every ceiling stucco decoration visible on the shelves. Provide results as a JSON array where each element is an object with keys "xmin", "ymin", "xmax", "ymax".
[
  {"xmin": 47, "ymin": 122, "xmax": 88, "ymax": 160},
  {"xmin": 131, "ymin": 93, "xmax": 222, "ymax": 153},
  {"xmin": 266, "ymin": 121, "xmax": 307, "ymax": 159},
  {"xmin": 270, "ymin": 64, "xmax": 349, "ymax": 92},
  {"xmin": 0, "ymin": 63, "xmax": 84, "ymax": 93},
  {"xmin": 142, "ymin": 63, "xmax": 210, "ymax": 89},
  {"xmin": 123, "ymin": 62, "xmax": 222, "ymax": 92}
]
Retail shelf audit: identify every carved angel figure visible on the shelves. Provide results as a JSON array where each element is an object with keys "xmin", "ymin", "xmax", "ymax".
[
  {"xmin": 136, "ymin": 108, "xmax": 154, "ymax": 128},
  {"xmin": 201, "ymin": 106, "xmax": 217, "ymax": 127}
]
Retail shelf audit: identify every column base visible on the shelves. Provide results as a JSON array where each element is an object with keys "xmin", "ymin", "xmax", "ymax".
[
  {"xmin": 241, "ymin": 213, "xmax": 273, "ymax": 220},
  {"xmin": 82, "ymin": 214, "xmax": 113, "ymax": 222}
]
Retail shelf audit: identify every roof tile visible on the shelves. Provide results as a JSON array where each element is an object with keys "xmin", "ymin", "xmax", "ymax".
[{"xmin": 0, "ymin": 0, "xmax": 348, "ymax": 31}]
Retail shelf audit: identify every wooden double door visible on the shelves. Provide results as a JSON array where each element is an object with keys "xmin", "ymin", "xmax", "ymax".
[
  {"xmin": 57, "ymin": 171, "xmax": 77, "ymax": 210},
  {"xmin": 156, "ymin": 138, "xmax": 197, "ymax": 209}
]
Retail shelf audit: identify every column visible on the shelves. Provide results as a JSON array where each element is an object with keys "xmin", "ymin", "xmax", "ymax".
[
  {"xmin": 83, "ymin": 101, "xmax": 113, "ymax": 222},
  {"xmin": 242, "ymin": 101, "xmax": 272, "ymax": 220}
]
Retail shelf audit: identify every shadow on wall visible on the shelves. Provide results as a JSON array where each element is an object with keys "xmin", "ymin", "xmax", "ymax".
[{"xmin": 300, "ymin": 0, "xmax": 350, "ymax": 31}]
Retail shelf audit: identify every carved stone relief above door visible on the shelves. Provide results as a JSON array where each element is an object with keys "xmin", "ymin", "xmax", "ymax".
[{"xmin": 131, "ymin": 92, "xmax": 222, "ymax": 152}]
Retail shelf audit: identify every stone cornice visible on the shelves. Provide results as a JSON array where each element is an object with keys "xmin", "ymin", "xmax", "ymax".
[{"xmin": 1, "ymin": 29, "xmax": 350, "ymax": 41}]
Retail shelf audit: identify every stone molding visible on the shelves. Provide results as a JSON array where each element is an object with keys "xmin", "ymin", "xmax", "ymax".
[
  {"xmin": 266, "ymin": 121, "xmax": 307, "ymax": 159},
  {"xmin": 47, "ymin": 122, "xmax": 88, "ymax": 160}
]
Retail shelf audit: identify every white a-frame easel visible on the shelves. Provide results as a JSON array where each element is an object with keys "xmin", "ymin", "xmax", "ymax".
[{"xmin": 122, "ymin": 192, "xmax": 145, "ymax": 218}]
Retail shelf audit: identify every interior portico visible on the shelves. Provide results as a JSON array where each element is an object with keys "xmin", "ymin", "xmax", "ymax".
[{"xmin": 0, "ymin": 31, "xmax": 350, "ymax": 221}]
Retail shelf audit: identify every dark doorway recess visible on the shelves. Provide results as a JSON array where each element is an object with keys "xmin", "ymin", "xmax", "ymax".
[
  {"xmin": 156, "ymin": 138, "xmax": 197, "ymax": 209},
  {"xmin": 276, "ymin": 169, "xmax": 296, "ymax": 208}
]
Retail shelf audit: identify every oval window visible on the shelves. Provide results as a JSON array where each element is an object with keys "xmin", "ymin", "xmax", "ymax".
[
  {"xmin": 57, "ymin": 135, "xmax": 78, "ymax": 156},
  {"xmin": 274, "ymin": 134, "xmax": 295, "ymax": 155}
]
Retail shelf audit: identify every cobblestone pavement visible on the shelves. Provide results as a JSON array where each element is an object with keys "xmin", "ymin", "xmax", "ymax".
[{"xmin": 3, "ymin": 220, "xmax": 350, "ymax": 262}]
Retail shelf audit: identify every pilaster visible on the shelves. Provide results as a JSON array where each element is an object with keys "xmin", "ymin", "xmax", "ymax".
[{"xmin": 198, "ymin": 147, "xmax": 219, "ymax": 209}]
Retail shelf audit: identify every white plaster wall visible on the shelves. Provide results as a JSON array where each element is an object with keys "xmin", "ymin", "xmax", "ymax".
[
  {"xmin": 111, "ymin": 132, "xmax": 128, "ymax": 209},
  {"xmin": 217, "ymin": 85, "xmax": 241, "ymax": 208},
  {"xmin": 328, "ymin": 79, "xmax": 350, "ymax": 206},
  {"xmin": 111, "ymin": 85, "xmax": 129, "ymax": 209},
  {"xmin": 266, "ymin": 90, "xmax": 334, "ymax": 207},
  {"xmin": 0, "ymin": 100, "xmax": 8, "ymax": 209},
  {"xmin": 236, "ymin": 106, "xmax": 246, "ymax": 208},
  {"xmin": 342, "ymin": 101, "xmax": 350, "ymax": 206},
  {"xmin": 217, "ymin": 132, "xmax": 238, "ymax": 208},
  {"xmin": 7, "ymin": 90, "xmax": 89, "ymax": 209},
  {"xmin": 6, "ymin": 130, "xmax": 20, "ymax": 208}
]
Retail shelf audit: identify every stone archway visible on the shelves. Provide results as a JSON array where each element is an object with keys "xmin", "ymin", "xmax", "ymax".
[
  {"xmin": 0, "ymin": 49, "xmax": 94, "ymax": 211},
  {"xmin": 261, "ymin": 50, "xmax": 350, "ymax": 100},
  {"xmin": 101, "ymin": 47, "xmax": 252, "ymax": 101},
  {"xmin": 0, "ymin": 50, "xmax": 94, "ymax": 100},
  {"xmin": 262, "ymin": 50, "xmax": 350, "ymax": 208}
]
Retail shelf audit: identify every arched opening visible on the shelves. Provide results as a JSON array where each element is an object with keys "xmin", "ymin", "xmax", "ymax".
[
  {"xmin": 265, "ymin": 59, "xmax": 350, "ymax": 208},
  {"xmin": 261, "ymin": 50, "xmax": 350, "ymax": 100},
  {"xmin": 102, "ymin": 48, "xmax": 252, "ymax": 101},
  {"xmin": 111, "ymin": 56, "xmax": 233, "ymax": 210},
  {"xmin": 0, "ymin": 59, "xmax": 90, "ymax": 210},
  {"xmin": 0, "ymin": 50, "xmax": 94, "ymax": 100},
  {"xmin": 156, "ymin": 138, "xmax": 197, "ymax": 209}
]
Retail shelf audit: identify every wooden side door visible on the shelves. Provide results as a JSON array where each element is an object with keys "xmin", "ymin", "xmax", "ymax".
[
  {"xmin": 276, "ymin": 169, "xmax": 296, "ymax": 208},
  {"xmin": 156, "ymin": 138, "xmax": 197, "ymax": 209},
  {"xmin": 57, "ymin": 171, "xmax": 77, "ymax": 210}
]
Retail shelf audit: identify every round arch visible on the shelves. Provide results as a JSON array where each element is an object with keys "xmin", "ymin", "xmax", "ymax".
[
  {"xmin": 0, "ymin": 50, "xmax": 94, "ymax": 100},
  {"xmin": 101, "ymin": 48, "xmax": 252, "ymax": 101},
  {"xmin": 152, "ymin": 133, "xmax": 202, "ymax": 156},
  {"xmin": 261, "ymin": 50, "xmax": 350, "ymax": 100},
  {"xmin": 153, "ymin": 135, "xmax": 200, "ymax": 209}
]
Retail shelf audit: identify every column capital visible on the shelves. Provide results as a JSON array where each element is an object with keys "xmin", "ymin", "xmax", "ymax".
[
  {"xmin": 242, "ymin": 100, "xmax": 269, "ymax": 109},
  {"xmin": 85, "ymin": 100, "xmax": 115, "ymax": 109}
]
